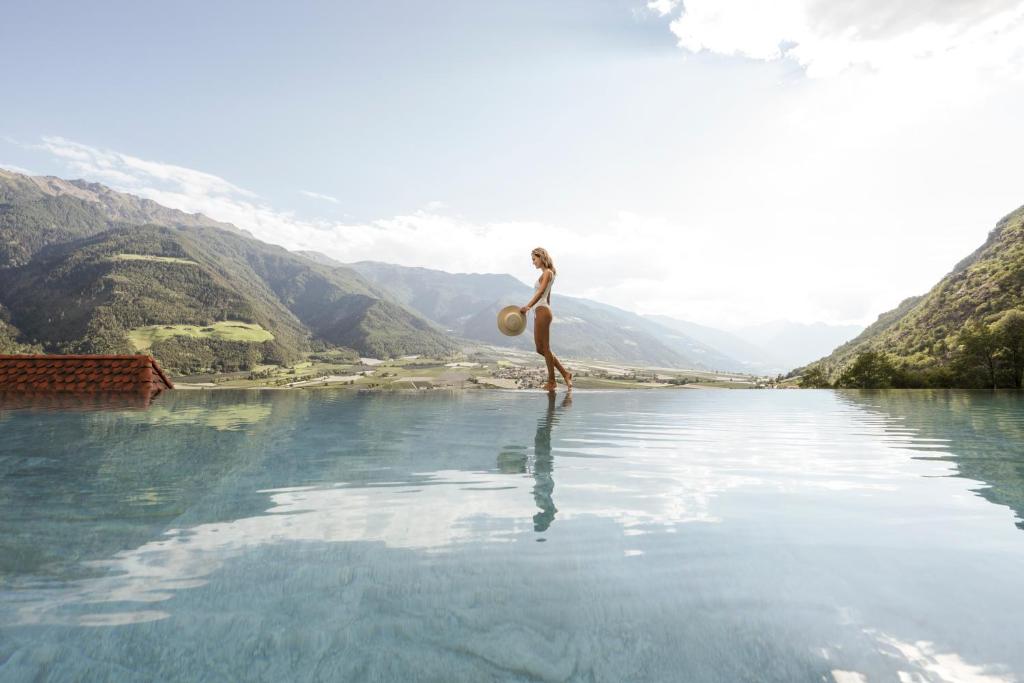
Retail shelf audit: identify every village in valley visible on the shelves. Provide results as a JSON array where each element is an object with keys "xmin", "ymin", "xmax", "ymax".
[{"xmin": 172, "ymin": 345, "xmax": 788, "ymax": 392}]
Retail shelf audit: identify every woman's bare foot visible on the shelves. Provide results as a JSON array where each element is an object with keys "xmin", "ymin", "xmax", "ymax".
[
  {"xmin": 563, "ymin": 372, "xmax": 573, "ymax": 389},
  {"xmin": 542, "ymin": 380, "xmax": 557, "ymax": 392}
]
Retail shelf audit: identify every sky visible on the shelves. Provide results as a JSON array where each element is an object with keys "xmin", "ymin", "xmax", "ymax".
[{"xmin": 2, "ymin": 0, "xmax": 1023, "ymax": 329}]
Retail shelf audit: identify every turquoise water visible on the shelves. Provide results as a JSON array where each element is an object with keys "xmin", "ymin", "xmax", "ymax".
[{"xmin": 1, "ymin": 389, "xmax": 1023, "ymax": 682}]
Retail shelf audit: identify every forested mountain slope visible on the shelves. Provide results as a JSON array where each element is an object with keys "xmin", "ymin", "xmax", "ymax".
[{"xmin": 800, "ymin": 204, "xmax": 1024, "ymax": 388}]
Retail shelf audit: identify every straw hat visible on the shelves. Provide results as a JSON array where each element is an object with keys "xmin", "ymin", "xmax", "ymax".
[{"xmin": 497, "ymin": 305, "xmax": 527, "ymax": 336}]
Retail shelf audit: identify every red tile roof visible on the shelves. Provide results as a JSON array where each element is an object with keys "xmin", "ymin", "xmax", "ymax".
[{"xmin": 0, "ymin": 354, "xmax": 174, "ymax": 395}]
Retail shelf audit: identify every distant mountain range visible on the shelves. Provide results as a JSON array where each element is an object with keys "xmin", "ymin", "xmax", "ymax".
[
  {"xmin": 302, "ymin": 256, "xmax": 734, "ymax": 370},
  {"xmin": 643, "ymin": 316, "xmax": 862, "ymax": 375},
  {"xmin": 304, "ymin": 254, "xmax": 860, "ymax": 373},
  {"xmin": 801, "ymin": 203, "xmax": 1024, "ymax": 387},
  {"xmin": 0, "ymin": 168, "xmax": 862, "ymax": 375}
]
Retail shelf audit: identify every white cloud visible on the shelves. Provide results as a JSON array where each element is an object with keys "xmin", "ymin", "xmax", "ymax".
[
  {"xmin": 299, "ymin": 189, "xmax": 340, "ymax": 204},
  {"xmin": 36, "ymin": 136, "xmax": 254, "ymax": 198},
  {"xmin": 0, "ymin": 162, "xmax": 38, "ymax": 176},
  {"xmin": 871, "ymin": 631, "xmax": 1014, "ymax": 683},
  {"xmin": 628, "ymin": 1, "xmax": 1024, "ymax": 328},
  {"xmin": 646, "ymin": 0, "xmax": 679, "ymax": 18},
  {"xmin": 666, "ymin": 0, "xmax": 1024, "ymax": 78}
]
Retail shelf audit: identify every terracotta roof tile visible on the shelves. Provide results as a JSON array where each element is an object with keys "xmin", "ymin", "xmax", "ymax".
[{"xmin": 0, "ymin": 354, "xmax": 174, "ymax": 396}]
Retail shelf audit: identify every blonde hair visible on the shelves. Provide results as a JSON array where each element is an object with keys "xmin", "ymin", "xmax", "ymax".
[{"xmin": 531, "ymin": 247, "xmax": 556, "ymax": 275}]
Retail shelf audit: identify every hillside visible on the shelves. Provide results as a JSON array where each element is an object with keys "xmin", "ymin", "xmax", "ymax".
[
  {"xmin": 800, "ymin": 204, "xmax": 1024, "ymax": 387},
  {"xmin": 244, "ymin": 251, "xmax": 454, "ymax": 359},
  {"xmin": 0, "ymin": 171, "xmax": 458, "ymax": 372},
  {"xmin": 308, "ymin": 258, "xmax": 523, "ymax": 335},
  {"xmin": 0, "ymin": 225, "xmax": 307, "ymax": 367}
]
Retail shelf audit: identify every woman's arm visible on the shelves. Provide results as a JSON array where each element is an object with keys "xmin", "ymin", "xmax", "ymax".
[{"xmin": 521, "ymin": 270, "xmax": 552, "ymax": 314}]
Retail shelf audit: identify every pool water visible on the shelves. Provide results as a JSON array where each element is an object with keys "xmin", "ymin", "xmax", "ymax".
[{"xmin": 1, "ymin": 389, "xmax": 1023, "ymax": 682}]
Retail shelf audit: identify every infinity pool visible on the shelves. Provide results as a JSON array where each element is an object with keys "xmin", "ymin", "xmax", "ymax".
[{"xmin": 1, "ymin": 389, "xmax": 1023, "ymax": 681}]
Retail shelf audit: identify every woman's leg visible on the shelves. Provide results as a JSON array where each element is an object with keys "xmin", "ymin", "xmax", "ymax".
[
  {"xmin": 550, "ymin": 353, "xmax": 570, "ymax": 383},
  {"xmin": 535, "ymin": 308, "xmax": 571, "ymax": 386},
  {"xmin": 534, "ymin": 308, "xmax": 556, "ymax": 385}
]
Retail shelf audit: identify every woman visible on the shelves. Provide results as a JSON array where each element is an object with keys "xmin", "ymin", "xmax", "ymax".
[{"xmin": 520, "ymin": 247, "xmax": 572, "ymax": 391}]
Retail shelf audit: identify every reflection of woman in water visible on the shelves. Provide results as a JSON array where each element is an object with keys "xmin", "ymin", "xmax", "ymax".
[
  {"xmin": 521, "ymin": 247, "xmax": 572, "ymax": 392},
  {"xmin": 494, "ymin": 391, "xmax": 572, "ymax": 534},
  {"xmin": 531, "ymin": 391, "xmax": 572, "ymax": 533}
]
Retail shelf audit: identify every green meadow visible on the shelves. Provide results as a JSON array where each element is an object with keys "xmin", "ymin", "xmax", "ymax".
[
  {"xmin": 111, "ymin": 253, "xmax": 199, "ymax": 265},
  {"xmin": 128, "ymin": 321, "xmax": 274, "ymax": 351}
]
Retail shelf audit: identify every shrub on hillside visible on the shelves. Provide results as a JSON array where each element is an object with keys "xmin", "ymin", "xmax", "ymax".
[
  {"xmin": 835, "ymin": 350, "xmax": 901, "ymax": 389},
  {"xmin": 994, "ymin": 310, "xmax": 1024, "ymax": 388},
  {"xmin": 951, "ymin": 309, "xmax": 1024, "ymax": 389},
  {"xmin": 150, "ymin": 337, "xmax": 271, "ymax": 375}
]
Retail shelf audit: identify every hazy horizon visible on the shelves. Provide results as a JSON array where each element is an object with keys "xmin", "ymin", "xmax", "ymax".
[{"xmin": 3, "ymin": 0, "xmax": 1023, "ymax": 329}]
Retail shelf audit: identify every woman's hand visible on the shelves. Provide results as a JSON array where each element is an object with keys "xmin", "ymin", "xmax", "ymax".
[{"xmin": 519, "ymin": 306, "xmax": 529, "ymax": 315}]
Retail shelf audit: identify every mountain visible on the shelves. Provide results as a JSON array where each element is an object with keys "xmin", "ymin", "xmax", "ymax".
[
  {"xmin": 0, "ymin": 170, "xmax": 458, "ymax": 372},
  {"xmin": 644, "ymin": 315, "xmax": 788, "ymax": 375},
  {"xmin": 801, "ymin": 203, "xmax": 1024, "ymax": 386},
  {"xmin": 319, "ymin": 258, "xmax": 750, "ymax": 371},
  {"xmin": 643, "ymin": 316, "xmax": 862, "ymax": 375}
]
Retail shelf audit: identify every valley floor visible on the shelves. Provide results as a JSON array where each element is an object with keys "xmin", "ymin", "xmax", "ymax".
[{"xmin": 171, "ymin": 349, "xmax": 770, "ymax": 392}]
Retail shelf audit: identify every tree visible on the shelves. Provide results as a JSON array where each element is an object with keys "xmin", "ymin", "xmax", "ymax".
[
  {"xmin": 994, "ymin": 309, "xmax": 1024, "ymax": 389},
  {"xmin": 836, "ymin": 350, "xmax": 898, "ymax": 389},
  {"xmin": 798, "ymin": 366, "xmax": 832, "ymax": 388},
  {"xmin": 955, "ymin": 320, "xmax": 1000, "ymax": 389}
]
